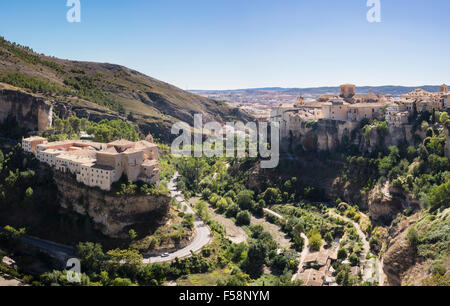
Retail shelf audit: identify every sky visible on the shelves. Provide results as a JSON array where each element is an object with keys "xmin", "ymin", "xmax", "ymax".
[{"xmin": 0, "ymin": 0, "xmax": 449, "ymax": 90}]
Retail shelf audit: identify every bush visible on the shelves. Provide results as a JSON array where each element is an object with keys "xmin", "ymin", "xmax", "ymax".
[
  {"xmin": 407, "ymin": 227, "xmax": 420, "ymax": 249},
  {"xmin": 236, "ymin": 211, "xmax": 251, "ymax": 226},
  {"xmin": 237, "ymin": 190, "xmax": 254, "ymax": 210},
  {"xmin": 429, "ymin": 260, "xmax": 446, "ymax": 276},
  {"xmin": 226, "ymin": 204, "xmax": 240, "ymax": 218}
]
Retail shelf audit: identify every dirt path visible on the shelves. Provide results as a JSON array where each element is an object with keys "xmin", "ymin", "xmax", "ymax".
[
  {"xmin": 328, "ymin": 209, "xmax": 386, "ymax": 285},
  {"xmin": 291, "ymin": 233, "xmax": 310, "ymax": 282},
  {"xmin": 189, "ymin": 197, "xmax": 248, "ymax": 244},
  {"xmin": 262, "ymin": 208, "xmax": 311, "ymax": 281}
]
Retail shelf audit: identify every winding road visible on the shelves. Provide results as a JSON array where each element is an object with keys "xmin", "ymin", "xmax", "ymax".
[
  {"xmin": 143, "ymin": 172, "xmax": 212, "ymax": 264},
  {"xmin": 3, "ymin": 172, "xmax": 212, "ymax": 266}
]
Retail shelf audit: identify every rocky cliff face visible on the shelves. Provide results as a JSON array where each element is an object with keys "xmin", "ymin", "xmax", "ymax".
[
  {"xmin": 54, "ymin": 172, "xmax": 171, "ymax": 238},
  {"xmin": 381, "ymin": 213, "xmax": 429, "ymax": 286},
  {"xmin": 283, "ymin": 119, "xmax": 419, "ymax": 154},
  {"xmin": 366, "ymin": 182, "xmax": 420, "ymax": 222},
  {"xmin": 0, "ymin": 89, "xmax": 52, "ymax": 131},
  {"xmin": 284, "ymin": 120, "xmax": 358, "ymax": 152},
  {"xmin": 52, "ymin": 101, "xmax": 125, "ymax": 123}
]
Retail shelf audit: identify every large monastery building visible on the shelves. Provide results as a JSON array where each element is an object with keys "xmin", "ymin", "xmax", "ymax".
[{"xmin": 22, "ymin": 137, "xmax": 160, "ymax": 191}]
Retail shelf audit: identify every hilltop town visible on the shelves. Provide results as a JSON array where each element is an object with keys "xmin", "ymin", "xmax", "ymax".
[
  {"xmin": 271, "ymin": 83, "xmax": 449, "ymax": 144},
  {"xmin": 22, "ymin": 136, "xmax": 160, "ymax": 191}
]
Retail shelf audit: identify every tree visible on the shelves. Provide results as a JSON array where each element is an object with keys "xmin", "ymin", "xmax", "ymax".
[
  {"xmin": 216, "ymin": 198, "xmax": 229, "ymax": 213},
  {"xmin": 407, "ymin": 146, "xmax": 417, "ymax": 162},
  {"xmin": 324, "ymin": 232, "xmax": 333, "ymax": 245},
  {"xmin": 336, "ymin": 265, "xmax": 352, "ymax": 286},
  {"xmin": 106, "ymin": 248, "xmax": 143, "ymax": 278},
  {"xmin": 349, "ymin": 253, "xmax": 360, "ymax": 266},
  {"xmin": 25, "ymin": 187, "xmax": 33, "ymax": 199},
  {"xmin": 80, "ymin": 118, "xmax": 89, "ymax": 131},
  {"xmin": 261, "ymin": 188, "xmax": 282, "ymax": 205},
  {"xmin": 308, "ymin": 229, "xmax": 323, "ymax": 251},
  {"xmin": 111, "ymin": 277, "xmax": 133, "ymax": 286},
  {"xmin": 427, "ymin": 181, "xmax": 450, "ymax": 211},
  {"xmin": 237, "ymin": 190, "xmax": 254, "ymax": 210},
  {"xmin": 128, "ymin": 229, "xmax": 137, "ymax": 240},
  {"xmin": 242, "ymin": 242, "xmax": 267, "ymax": 278},
  {"xmin": 337, "ymin": 248, "xmax": 348, "ymax": 260},
  {"xmin": 229, "ymin": 243, "xmax": 248, "ymax": 263},
  {"xmin": 76, "ymin": 242, "xmax": 105, "ymax": 273},
  {"xmin": 69, "ymin": 116, "xmax": 81, "ymax": 134},
  {"xmin": 53, "ymin": 118, "xmax": 64, "ymax": 134},
  {"xmin": 440, "ymin": 112, "xmax": 449, "ymax": 124},
  {"xmin": 63, "ymin": 119, "xmax": 72, "ymax": 134},
  {"xmin": 226, "ymin": 203, "xmax": 240, "ymax": 218},
  {"xmin": 236, "ymin": 211, "xmax": 251, "ymax": 226},
  {"xmin": 292, "ymin": 234, "xmax": 305, "ymax": 252}
]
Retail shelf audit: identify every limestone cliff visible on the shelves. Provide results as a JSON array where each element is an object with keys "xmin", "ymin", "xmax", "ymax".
[
  {"xmin": 367, "ymin": 182, "xmax": 420, "ymax": 222},
  {"xmin": 54, "ymin": 171, "xmax": 171, "ymax": 238},
  {"xmin": 283, "ymin": 119, "xmax": 420, "ymax": 154},
  {"xmin": 284, "ymin": 119, "xmax": 358, "ymax": 152},
  {"xmin": 0, "ymin": 87, "xmax": 52, "ymax": 131}
]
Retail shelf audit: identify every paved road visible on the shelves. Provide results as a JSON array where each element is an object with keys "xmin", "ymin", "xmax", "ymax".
[
  {"xmin": 0, "ymin": 228, "xmax": 75, "ymax": 262},
  {"xmin": 143, "ymin": 172, "xmax": 212, "ymax": 264},
  {"xmin": 2, "ymin": 172, "xmax": 212, "ymax": 266}
]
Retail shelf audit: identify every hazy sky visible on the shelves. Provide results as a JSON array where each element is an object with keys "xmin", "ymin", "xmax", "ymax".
[{"xmin": 0, "ymin": 0, "xmax": 449, "ymax": 90}]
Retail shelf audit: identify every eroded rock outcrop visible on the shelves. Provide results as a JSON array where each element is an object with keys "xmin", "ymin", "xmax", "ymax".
[
  {"xmin": 54, "ymin": 172, "xmax": 171, "ymax": 238},
  {"xmin": 0, "ymin": 89, "xmax": 53, "ymax": 131},
  {"xmin": 284, "ymin": 119, "xmax": 421, "ymax": 154},
  {"xmin": 367, "ymin": 182, "xmax": 420, "ymax": 222},
  {"xmin": 383, "ymin": 228, "xmax": 417, "ymax": 285},
  {"xmin": 382, "ymin": 213, "xmax": 425, "ymax": 286}
]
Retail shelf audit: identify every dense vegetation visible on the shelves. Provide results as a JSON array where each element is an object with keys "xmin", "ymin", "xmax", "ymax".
[{"xmin": 46, "ymin": 115, "xmax": 139, "ymax": 143}]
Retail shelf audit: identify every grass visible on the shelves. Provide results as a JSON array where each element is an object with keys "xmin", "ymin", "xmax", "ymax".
[{"xmin": 176, "ymin": 269, "xmax": 232, "ymax": 286}]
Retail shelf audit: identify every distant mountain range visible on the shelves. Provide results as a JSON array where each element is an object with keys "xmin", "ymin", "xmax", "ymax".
[{"xmin": 191, "ymin": 85, "xmax": 444, "ymax": 97}]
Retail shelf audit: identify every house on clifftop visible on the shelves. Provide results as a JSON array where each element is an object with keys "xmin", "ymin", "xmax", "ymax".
[{"xmin": 22, "ymin": 137, "xmax": 160, "ymax": 191}]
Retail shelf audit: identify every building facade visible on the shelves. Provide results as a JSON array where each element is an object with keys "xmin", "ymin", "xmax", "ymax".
[{"xmin": 22, "ymin": 137, "xmax": 160, "ymax": 191}]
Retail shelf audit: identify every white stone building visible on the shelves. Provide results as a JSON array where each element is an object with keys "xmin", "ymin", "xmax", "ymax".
[{"xmin": 22, "ymin": 137, "xmax": 160, "ymax": 191}]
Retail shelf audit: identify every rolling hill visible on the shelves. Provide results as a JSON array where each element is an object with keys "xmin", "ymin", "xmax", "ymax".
[{"xmin": 0, "ymin": 37, "xmax": 251, "ymax": 142}]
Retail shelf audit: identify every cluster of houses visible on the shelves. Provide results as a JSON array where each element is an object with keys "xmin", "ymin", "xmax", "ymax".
[
  {"xmin": 22, "ymin": 136, "xmax": 160, "ymax": 191},
  {"xmin": 294, "ymin": 248, "xmax": 339, "ymax": 286},
  {"xmin": 271, "ymin": 84, "xmax": 449, "ymax": 137}
]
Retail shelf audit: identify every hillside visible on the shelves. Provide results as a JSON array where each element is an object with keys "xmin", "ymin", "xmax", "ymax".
[{"xmin": 0, "ymin": 37, "xmax": 250, "ymax": 141}]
